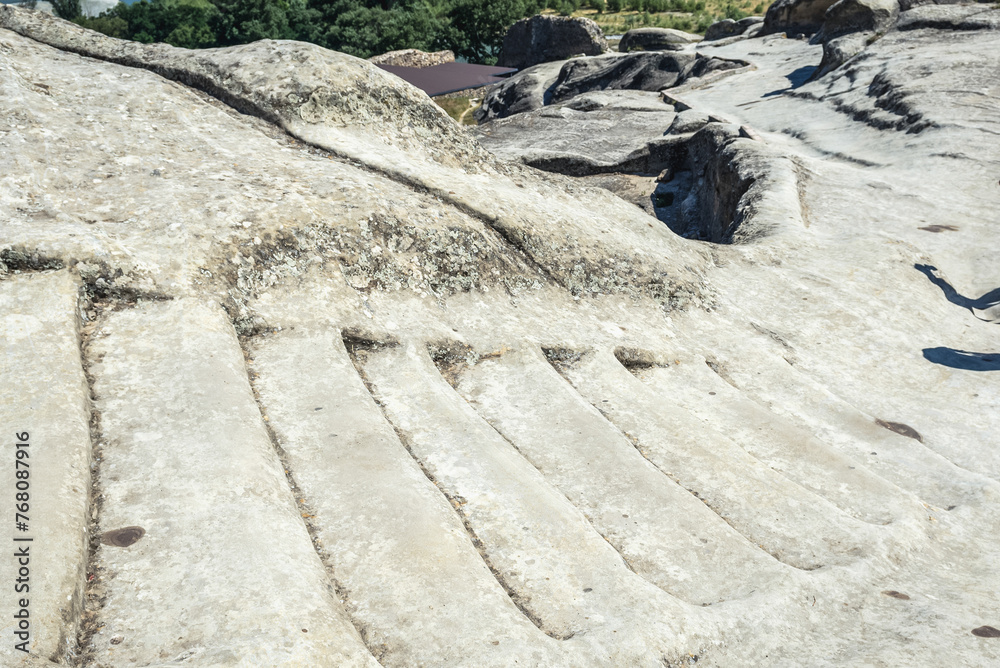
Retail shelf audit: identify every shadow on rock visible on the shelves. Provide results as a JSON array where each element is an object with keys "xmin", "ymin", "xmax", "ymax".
[
  {"xmin": 923, "ymin": 348, "xmax": 1000, "ymax": 372},
  {"xmin": 915, "ymin": 264, "xmax": 1000, "ymax": 321},
  {"xmin": 762, "ymin": 65, "xmax": 817, "ymax": 97}
]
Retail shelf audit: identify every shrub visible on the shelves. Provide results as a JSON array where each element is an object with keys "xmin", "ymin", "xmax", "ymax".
[{"xmin": 722, "ymin": 2, "xmax": 749, "ymax": 20}]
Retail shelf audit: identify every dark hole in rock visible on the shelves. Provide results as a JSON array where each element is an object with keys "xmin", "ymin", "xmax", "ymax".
[
  {"xmin": 875, "ymin": 419, "xmax": 922, "ymax": 442},
  {"xmin": 653, "ymin": 192, "xmax": 675, "ymax": 207},
  {"xmin": 342, "ymin": 328, "xmax": 398, "ymax": 354},
  {"xmin": 881, "ymin": 590, "xmax": 910, "ymax": 600},
  {"xmin": 614, "ymin": 346, "xmax": 665, "ymax": 372},
  {"xmin": 917, "ymin": 224, "xmax": 958, "ymax": 233},
  {"xmin": 101, "ymin": 526, "xmax": 146, "ymax": 548},
  {"xmin": 972, "ymin": 626, "xmax": 1000, "ymax": 638}
]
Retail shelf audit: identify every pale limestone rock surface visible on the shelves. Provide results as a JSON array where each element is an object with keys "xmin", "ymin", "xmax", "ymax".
[
  {"xmin": 0, "ymin": 5, "xmax": 999, "ymax": 667},
  {"xmin": 368, "ymin": 48, "xmax": 455, "ymax": 68}
]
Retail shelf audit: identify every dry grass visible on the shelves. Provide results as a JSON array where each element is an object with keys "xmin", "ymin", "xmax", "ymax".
[{"xmin": 433, "ymin": 96, "xmax": 480, "ymax": 126}]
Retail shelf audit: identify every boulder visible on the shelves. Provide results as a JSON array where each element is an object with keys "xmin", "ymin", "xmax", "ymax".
[
  {"xmin": 471, "ymin": 60, "xmax": 565, "ymax": 121},
  {"xmin": 812, "ymin": 29, "xmax": 872, "ymax": 78},
  {"xmin": 818, "ymin": 0, "xmax": 899, "ymax": 40},
  {"xmin": 618, "ymin": 27, "xmax": 702, "ymax": 52},
  {"xmin": 667, "ymin": 109, "xmax": 712, "ymax": 134},
  {"xmin": 762, "ymin": 0, "xmax": 840, "ymax": 35},
  {"xmin": 368, "ymin": 48, "xmax": 455, "ymax": 68},
  {"xmin": 705, "ymin": 18, "xmax": 742, "ymax": 40},
  {"xmin": 478, "ymin": 51, "xmax": 746, "ymax": 121},
  {"xmin": 704, "ymin": 16, "xmax": 765, "ymax": 41},
  {"xmin": 498, "ymin": 14, "xmax": 608, "ymax": 69}
]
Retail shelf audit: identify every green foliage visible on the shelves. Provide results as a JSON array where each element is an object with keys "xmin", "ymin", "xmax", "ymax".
[
  {"xmin": 606, "ymin": 0, "xmax": 623, "ymax": 11},
  {"xmin": 73, "ymin": 15, "xmax": 129, "ymax": 38},
  {"xmin": 721, "ymin": 1, "xmax": 748, "ymax": 19},
  {"xmin": 76, "ymin": 0, "xmax": 220, "ymax": 47},
  {"xmin": 446, "ymin": 0, "xmax": 535, "ymax": 63},
  {"xmin": 51, "ymin": 0, "xmax": 81, "ymax": 20},
  {"xmin": 316, "ymin": 0, "xmax": 441, "ymax": 57}
]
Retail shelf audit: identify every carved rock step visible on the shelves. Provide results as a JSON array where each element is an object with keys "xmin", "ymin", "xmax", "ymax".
[
  {"xmin": 553, "ymin": 347, "xmax": 879, "ymax": 570},
  {"xmin": 249, "ymin": 329, "xmax": 569, "ymax": 666},
  {"xmin": 638, "ymin": 348, "xmax": 928, "ymax": 523},
  {"xmin": 451, "ymin": 346, "xmax": 788, "ymax": 599},
  {"xmin": 360, "ymin": 343, "xmax": 698, "ymax": 664},
  {"xmin": 675, "ymin": 323, "xmax": 989, "ymax": 508},
  {"xmin": 84, "ymin": 300, "xmax": 377, "ymax": 667},
  {"xmin": 0, "ymin": 271, "xmax": 91, "ymax": 665}
]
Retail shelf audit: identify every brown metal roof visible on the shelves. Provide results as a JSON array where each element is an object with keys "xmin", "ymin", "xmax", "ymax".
[{"xmin": 376, "ymin": 62, "xmax": 517, "ymax": 97}]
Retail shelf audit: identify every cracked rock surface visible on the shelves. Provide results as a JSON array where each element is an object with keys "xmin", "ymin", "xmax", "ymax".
[{"xmin": 1, "ymin": 4, "xmax": 999, "ymax": 667}]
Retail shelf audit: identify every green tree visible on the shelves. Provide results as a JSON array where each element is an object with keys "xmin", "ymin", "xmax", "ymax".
[
  {"xmin": 51, "ymin": 0, "xmax": 81, "ymax": 20},
  {"xmin": 74, "ymin": 14, "xmax": 129, "ymax": 38},
  {"xmin": 211, "ymin": 0, "xmax": 293, "ymax": 44},
  {"xmin": 311, "ymin": 0, "xmax": 442, "ymax": 58},
  {"xmin": 447, "ymin": 0, "xmax": 532, "ymax": 64}
]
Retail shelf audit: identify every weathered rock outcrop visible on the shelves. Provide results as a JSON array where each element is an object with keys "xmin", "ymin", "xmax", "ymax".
[
  {"xmin": 762, "ymin": 0, "xmax": 840, "ymax": 35},
  {"xmin": 810, "ymin": 1, "xmax": 994, "ymax": 79},
  {"xmin": 477, "ymin": 50, "xmax": 747, "ymax": 121},
  {"xmin": 2, "ymin": 3, "xmax": 1000, "ymax": 668},
  {"xmin": 475, "ymin": 90, "xmax": 801, "ymax": 243},
  {"xmin": 818, "ymin": 0, "xmax": 900, "ymax": 38},
  {"xmin": 474, "ymin": 91, "xmax": 685, "ymax": 176},
  {"xmin": 617, "ymin": 27, "xmax": 702, "ymax": 51},
  {"xmin": 704, "ymin": 16, "xmax": 765, "ymax": 40},
  {"xmin": 807, "ymin": 0, "xmax": 898, "ymax": 76},
  {"xmin": 497, "ymin": 14, "xmax": 608, "ymax": 69},
  {"xmin": 368, "ymin": 48, "xmax": 455, "ymax": 67}
]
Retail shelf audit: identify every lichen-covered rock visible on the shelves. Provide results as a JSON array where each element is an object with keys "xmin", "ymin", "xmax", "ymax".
[
  {"xmin": 618, "ymin": 27, "xmax": 702, "ymax": 52},
  {"xmin": 498, "ymin": 14, "xmax": 608, "ymax": 69},
  {"xmin": 368, "ymin": 48, "xmax": 455, "ymax": 68}
]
